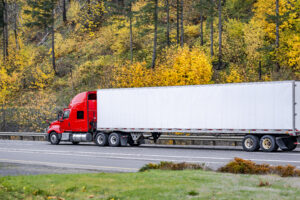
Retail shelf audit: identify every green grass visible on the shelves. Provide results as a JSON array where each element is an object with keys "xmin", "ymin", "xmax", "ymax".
[{"xmin": 1, "ymin": 170, "xmax": 300, "ymax": 200}]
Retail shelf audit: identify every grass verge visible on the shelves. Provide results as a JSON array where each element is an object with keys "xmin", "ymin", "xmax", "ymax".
[{"xmin": 1, "ymin": 169, "xmax": 300, "ymax": 199}]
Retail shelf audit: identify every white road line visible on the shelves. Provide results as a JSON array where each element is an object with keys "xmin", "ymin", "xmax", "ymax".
[
  {"xmin": 0, "ymin": 148, "xmax": 300, "ymax": 165},
  {"xmin": 0, "ymin": 148, "xmax": 226, "ymax": 163},
  {"xmin": 0, "ymin": 158, "xmax": 138, "ymax": 172}
]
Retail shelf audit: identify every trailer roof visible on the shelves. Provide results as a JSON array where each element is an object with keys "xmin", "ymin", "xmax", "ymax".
[{"xmin": 97, "ymin": 80, "xmax": 297, "ymax": 91}]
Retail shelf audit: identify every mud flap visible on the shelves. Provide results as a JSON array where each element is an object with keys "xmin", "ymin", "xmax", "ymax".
[
  {"xmin": 120, "ymin": 134, "xmax": 129, "ymax": 146},
  {"xmin": 276, "ymin": 137, "xmax": 288, "ymax": 150}
]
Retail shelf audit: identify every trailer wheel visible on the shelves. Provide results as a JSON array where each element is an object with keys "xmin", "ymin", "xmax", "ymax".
[
  {"xmin": 260, "ymin": 135, "xmax": 278, "ymax": 152},
  {"xmin": 281, "ymin": 137, "xmax": 297, "ymax": 152},
  {"xmin": 242, "ymin": 135, "xmax": 259, "ymax": 152},
  {"xmin": 49, "ymin": 132, "xmax": 60, "ymax": 145},
  {"xmin": 108, "ymin": 132, "xmax": 121, "ymax": 147},
  {"xmin": 95, "ymin": 133, "xmax": 108, "ymax": 146}
]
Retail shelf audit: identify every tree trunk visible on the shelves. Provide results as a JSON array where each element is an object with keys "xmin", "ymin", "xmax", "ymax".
[
  {"xmin": 210, "ymin": 0, "xmax": 214, "ymax": 57},
  {"xmin": 2, "ymin": 0, "xmax": 8, "ymax": 61},
  {"xmin": 14, "ymin": 0, "xmax": 19, "ymax": 50},
  {"xmin": 151, "ymin": 0, "xmax": 158, "ymax": 68},
  {"xmin": 62, "ymin": 0, "xmax": 67, "ymax": 23},
  {"xmin": 166, "ymin": 0, "xmax": 170, "ymax": 46},
  {"xmin": 200, "ymin": 13, "xmax": 203, "ymax": 46},
  {"xmin": 129, "ymin": 1, "xmax": 133, "ymax": 63},
  {"xmin": 2, "ymin": 2, "xmax": 6, "ymax": 61},
  {"xmin": 218, "ymin": 0, "xmax": 222, "ymax": 70},
  {"xmin": 4, "ymin": 0, "xmax": 8, "ymax": 58},
  {"xmin": 259, "ymin": 60, "xmax": 262, "ymax": 80},
  {"xmin": 275, "ymin": 0, "xmax": 280, "ymax": 71},
  {"xmin": 176, "ymin": 0, "xmax": 180, "ymax": 44},
  {"xmin": 51, "ymin": 9, "xmax": 56, "ymax": 73},
  {"xmin": 180, "ymin": 0, "xmax": 184, "ymax": 47}
]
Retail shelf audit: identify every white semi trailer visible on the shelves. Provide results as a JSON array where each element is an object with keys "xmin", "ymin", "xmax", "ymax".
[{"xmin": 47, "ymin": 81, "xmax": 300, "ymax": 152}]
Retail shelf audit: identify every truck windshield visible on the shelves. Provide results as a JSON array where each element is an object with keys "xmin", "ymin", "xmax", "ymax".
[{"xmin": 63, "ymin": 110, "xmax": 70, "ymax": 119}]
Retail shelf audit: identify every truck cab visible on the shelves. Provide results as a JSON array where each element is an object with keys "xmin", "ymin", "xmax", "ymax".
[{"xmin": 47, "ymin": 91, "xmax": 97, "ymax": 144}]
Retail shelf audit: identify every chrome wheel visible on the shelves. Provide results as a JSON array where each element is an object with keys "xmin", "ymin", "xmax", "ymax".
[
  {"xmin": 110, "ymin": 135, "xmax": 117, "ymax": 145},
  {"xmin": 95, "ymin": 133, "xmax": 108, "ymax": 146}
]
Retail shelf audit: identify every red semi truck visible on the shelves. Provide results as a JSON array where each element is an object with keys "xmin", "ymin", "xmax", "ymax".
[{"xmin": 47, "ymin": 81, "xmax": 300, "ymax": 152}]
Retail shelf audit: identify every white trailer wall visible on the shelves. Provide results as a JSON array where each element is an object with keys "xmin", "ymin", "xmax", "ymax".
[
  {"xmin": 97, "ymin": 81, "xmax": 295, "ymax": 131},
  {"xmin": 296, "ymin": 81, "xmax": 300, "ymax": 131}
]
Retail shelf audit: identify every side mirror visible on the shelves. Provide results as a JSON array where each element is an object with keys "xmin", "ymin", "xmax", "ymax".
[{"xmin": 57, "ymin": 111, "xmax": 63, "ymax": 121}]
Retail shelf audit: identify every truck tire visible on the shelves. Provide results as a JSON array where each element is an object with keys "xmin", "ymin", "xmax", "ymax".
[
  {"xmin": 281, "ymin": 137, "xmax": 297, "ymax": 152},
  {"xmin": 49, "ymin": 132, "xmax": 60, "ymax": 145},
  {"xmin": 108, "ymin": 132, "xmax": 121, "ymax": 147},
  {"xmin": 95, "ymin": 133, "xmax": 108, "ymax": 146},
  {"xmin": 242, "ymin": 135, "xmax": 260, "ymax": 152},
  {"xmin": 260, "ymin": 135, "xmax": 278, "ymax": 152}
]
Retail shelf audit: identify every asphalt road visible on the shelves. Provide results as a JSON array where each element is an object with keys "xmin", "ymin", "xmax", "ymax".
[{"xmin": 0, "ymin": 140, "xmax": 300, "ymax": 175}]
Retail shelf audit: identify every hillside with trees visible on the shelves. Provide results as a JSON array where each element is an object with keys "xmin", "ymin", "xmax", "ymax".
[{"xmin": 0, "ymin": 0, "xmax": 299, "ymax": 131}]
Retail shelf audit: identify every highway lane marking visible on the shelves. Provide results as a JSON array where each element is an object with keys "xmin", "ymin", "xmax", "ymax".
[
  {"xmin": 0, "ymin": 141, "xmax": 299, "ymax": 156},
  {"xmin": 1, "ymin": 147, "xmax": 300, "ymax": 159},
  {"xmin": 1, "ymin": 148, "xmax": 300, "ymax": 166},
  {"xmin": 0, "ymin": 158, "xmax": 139, "ymax": 172},
  {"xmin": 0, "ymin": 148, "xmax": 226, "ymax": 164}
]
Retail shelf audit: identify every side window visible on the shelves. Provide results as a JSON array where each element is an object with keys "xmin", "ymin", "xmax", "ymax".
[
  {"xmin": 63, "ymin": 110, "xmax": 70, "ymax": 119},
  {"xmin": 77, "ymin": 111, "xmax": 84, "ymax": 119}
]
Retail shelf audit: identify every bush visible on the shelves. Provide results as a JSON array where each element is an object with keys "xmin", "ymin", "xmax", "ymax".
[
  {"xmin": 139, "ymin": 161, "xmax": 204, "ymax": 172},
  {"xmin": 219, "ymin": 157, "xmax": 300, "ymax": 177}
]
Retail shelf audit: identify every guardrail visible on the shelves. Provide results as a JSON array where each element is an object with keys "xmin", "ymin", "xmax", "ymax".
[
  {"xmin": 0, "ymin": 132, "xmax": 46, "ymax": 141},
  {"xmin": 0, "ymin": 132, "xmax": 243, "ymax": 146}
]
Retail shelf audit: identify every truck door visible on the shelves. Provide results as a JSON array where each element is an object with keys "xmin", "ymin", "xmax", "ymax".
[
  {"xmin": 61, "ymin": 109, "xmax": 71, "ymax": 132},
  {"xmin": 71, "ymin": 110, "xmax": 87, "ymax": 132}
]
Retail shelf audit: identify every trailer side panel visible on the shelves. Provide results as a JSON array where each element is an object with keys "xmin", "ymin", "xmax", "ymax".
[
  {"xmin": 97, "ymin": 81, "xmax": 294, "ymax": 131},
  {"xmin": 296, "ymin": 81, "xmax": 300, "ymax": 132}
]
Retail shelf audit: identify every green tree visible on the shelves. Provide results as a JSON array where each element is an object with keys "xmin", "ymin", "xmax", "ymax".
[{"xmin": 24, "ymin": 0, "xmax": 58, "ymax": 73}]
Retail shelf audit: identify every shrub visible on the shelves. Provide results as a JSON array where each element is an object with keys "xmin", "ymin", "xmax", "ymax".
[
  {"xmin": 219, "ymin": 157, "xmax": 300, "ymax": 177},
  {"xmin": 139, "ymin": 161, "xmax": 204, "ymax": 172}
]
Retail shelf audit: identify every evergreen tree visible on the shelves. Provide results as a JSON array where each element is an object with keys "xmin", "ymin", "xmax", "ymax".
[
  {"xmin": 151, "ymin": 0, "xmax": 158, "ymax": 68},
  {"xmin": 1, "ymin": 0, "xmax": 8, "ymax": 61},
  {"xmin": 24, "ymin": 0, "xmax": 58, "ymax": 73}
]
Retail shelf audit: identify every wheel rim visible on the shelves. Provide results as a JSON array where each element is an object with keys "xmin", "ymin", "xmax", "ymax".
[
  {"xmin": 262, "ymin": 138, "xmax": 272, "ymax": 149},
  {"xmin": 244, "ymin": 138, "xmax": 254, "ymax": 149},
  {"xmin": 50, "ymin": 134, "xmax": 57, "ymax": 143},
  {"xmin": 97, "ymin": 135, "xmax": 104, "ymax": 144},
  {"xmin": 110, "ymin": 135, "xmax": 117, "ymax": 145}
]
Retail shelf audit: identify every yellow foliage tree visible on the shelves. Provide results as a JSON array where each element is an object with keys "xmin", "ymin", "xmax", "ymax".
[{"xmin": 113, "ymin": 46, "xmax": 213, "ymax": 88}]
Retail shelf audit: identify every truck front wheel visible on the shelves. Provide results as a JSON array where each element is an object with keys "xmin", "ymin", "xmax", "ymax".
[
  {"xmin": 242, "ymin": 135, "xmax": 259, "ymax": 152},
  {"xmin": 108, "ymin": 133, "xmax": 121, "ymax": 147},
  {"xmin": 95, "ymin": 133, "xmax": 108, "ymax": 146},
  {"xmin": 260, "ymin": 135, "xmax": 278, "ymax": 152},
  {"xmin": 49, "ymin": 132, "xmax": 60, "ymax": 145}
]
